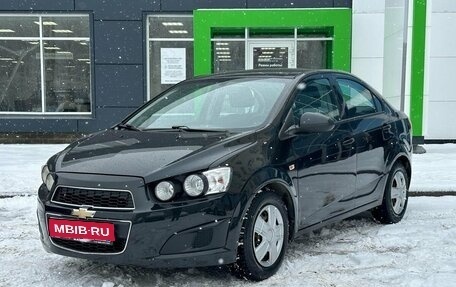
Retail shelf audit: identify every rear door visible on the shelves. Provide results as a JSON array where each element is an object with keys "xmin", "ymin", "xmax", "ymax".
[
  {"xmin": 291, "ymin": 75, "xmax": 357, "ymax": 228},
  {"xmin": 333, "ymin": 76, "xmax": 393, "ymax": 205}
]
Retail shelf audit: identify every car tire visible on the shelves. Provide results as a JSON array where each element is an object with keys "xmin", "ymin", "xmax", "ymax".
[
  {"xmin": 373, "ymin": 162, "xmax": 409, "ymax": 224},
  {"xmin": 230, "ymin": 190, "xmax": 289, "ymax": 281}
]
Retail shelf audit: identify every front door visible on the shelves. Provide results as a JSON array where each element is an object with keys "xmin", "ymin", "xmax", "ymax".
[
  {"xmin": 290, "ymin": 76, "xmax": 357, "ymax": 228},
  {"xmin": 247, "ymin": 40, "xmax": 295, "ymax": 70}
]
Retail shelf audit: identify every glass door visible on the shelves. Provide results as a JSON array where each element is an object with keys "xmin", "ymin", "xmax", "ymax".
[{"xmin": 247, "ymin": 40, "xmax": 295, "ymax": 70}]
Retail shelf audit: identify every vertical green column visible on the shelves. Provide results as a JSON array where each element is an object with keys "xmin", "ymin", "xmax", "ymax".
[{"xmin": 410, "ymin": 0, "xmax": 427, "ymax": 137}]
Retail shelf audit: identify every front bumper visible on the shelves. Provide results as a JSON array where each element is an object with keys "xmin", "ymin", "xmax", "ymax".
[{"xmin": 37, "ymin": 172, "xmax": 240, "ymax": 268}]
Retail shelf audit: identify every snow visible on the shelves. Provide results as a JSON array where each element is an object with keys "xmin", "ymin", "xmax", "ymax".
[
  {"xmin": 408, "ymin": 144, "xmax": 456, "ymax": 192},
  {"xmin": 1, "ymin": 195, "xmax": 456, "ymax": 286},
  {"xmin": 1, "ymin": 144, "xmax": 456, "ymax": 285}
]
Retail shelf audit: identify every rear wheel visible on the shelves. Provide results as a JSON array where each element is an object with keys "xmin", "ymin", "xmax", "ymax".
[
  {"xmin": 373, "ymin": 163, "xmax": 409, "ymax": 223},
  {"xmin": 231, "ymin": 190, "xmax": 289, "ymax": 281}
]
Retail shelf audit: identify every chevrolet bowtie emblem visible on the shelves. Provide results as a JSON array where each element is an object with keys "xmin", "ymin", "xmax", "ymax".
[{"xmin": 71, "ymin": 207, "xmax": 96, "ymax": 219}]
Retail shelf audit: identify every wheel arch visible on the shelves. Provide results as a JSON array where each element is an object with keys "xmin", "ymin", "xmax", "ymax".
[
  {"xmin": 391, "ymin": 154, "xmax": 412, "ymax": 188},
  {"xmin": 226, "ymin": 167, "xmax": 299, "ymax": 252}
]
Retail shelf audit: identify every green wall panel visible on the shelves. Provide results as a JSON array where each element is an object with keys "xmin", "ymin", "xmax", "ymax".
[
  {"xmin": 193, "ymin": 8, "xmax": 352, "ymax": 76},
  {"xmin": 410, "ymin": 0, "xmax": 427, "ymax": 137}
]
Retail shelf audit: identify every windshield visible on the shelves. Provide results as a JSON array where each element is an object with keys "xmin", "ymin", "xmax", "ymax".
[{"xmin": 126, "ymin": 77, "xmax": 291, "ymax": 131}]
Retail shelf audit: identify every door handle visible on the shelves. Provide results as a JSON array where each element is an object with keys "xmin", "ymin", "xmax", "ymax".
[
  {"xmin": 342, "ymin": 137, "xmax": 355, "ymax": 146},
  {"xmin": 382, "ymin": 124, "xmax": 392, "ymax": 132}
]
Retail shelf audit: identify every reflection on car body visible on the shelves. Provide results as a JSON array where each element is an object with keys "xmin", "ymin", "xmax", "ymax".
[{"xmin": 37, "ymin": 69, "xmax": 412, "ymax": 281}]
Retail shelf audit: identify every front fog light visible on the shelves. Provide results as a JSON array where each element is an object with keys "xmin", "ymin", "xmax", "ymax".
[
  {"xmin": 45, "ymin": 173, "xmax": 55, "ymax": 191},
  {"xmin": 184, "ymin": 174, "xmax": 206, "ymax": 197},
  {"xmin": 155, "ymin": 181, "xmax": 175, "ymax": 201}
]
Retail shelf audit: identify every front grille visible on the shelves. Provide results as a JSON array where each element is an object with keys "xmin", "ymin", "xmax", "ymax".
[
  {"xmin": 52, "ymin": 186, "xmax": 134, "ymax": 209},
  {"xmin": 53, "ymin": 238, "xmax": 127, "ymax": 253}
]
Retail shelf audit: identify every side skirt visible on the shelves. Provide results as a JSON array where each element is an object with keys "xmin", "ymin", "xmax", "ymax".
[{"xmin": 293, "ymin": 200, "xmax": 381, "ymax": 238}]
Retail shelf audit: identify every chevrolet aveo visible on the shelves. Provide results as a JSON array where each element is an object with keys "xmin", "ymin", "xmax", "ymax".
[{"xmin": 38, "ymin": 69, "xmax": 412, "ymax": 281}]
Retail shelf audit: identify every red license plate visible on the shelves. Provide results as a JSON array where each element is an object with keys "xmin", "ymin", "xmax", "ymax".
[{"xmin": 48, "ymin": 218, "xmax": 115, "ymax": 242}]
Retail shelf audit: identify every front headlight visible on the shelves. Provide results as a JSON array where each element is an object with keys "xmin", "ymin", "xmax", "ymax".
[
  {"xmin": 45, "ymin": 173, "xmax": 55, "ymax": 191},
  {"xmin": 41, "ymin": 165, "xmax": 50, "ymax": 183},
  {"xmin": 155, "ymin": 181, "xmax": 176, "ymax": 201},
  {"xmin": 183, "ymin": 167, "xmax": 232, "ymax": 197},
  {"xmin": 42, "ymin": 165, "xmax": 55, "ymax": 191},
  {"xmin": 183, "ymin": 174, "xmax": 206, "ymax": 197},
  {"xmin": 203, "ymin": 167, "xmax": 231, "ymax": 195}
]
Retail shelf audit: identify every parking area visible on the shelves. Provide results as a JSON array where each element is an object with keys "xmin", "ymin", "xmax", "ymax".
[{"xmin": 1, "ymin": 144, "xmax": 456, "ymax": 286}]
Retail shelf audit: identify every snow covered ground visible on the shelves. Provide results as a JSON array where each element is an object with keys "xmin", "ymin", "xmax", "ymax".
[
  {"xmin": 408, "ymin": 144, "xmax": 456, "ymax": 192},
  {"xmin": 1, "ymin": 144, "xmax": 456, "ymax": 286},
  {"xmin": 1, "ymin": 195, "xmax": 455, "ymax": 287}
]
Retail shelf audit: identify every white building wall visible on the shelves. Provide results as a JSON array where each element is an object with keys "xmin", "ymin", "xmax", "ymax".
[
  {"xmin": 351, "ymin": 0, "xmax": 456, "ymax": 140},
  {"xmin": 426, "ymin": 0, "xmax": 456, "ymax": 139},
  {"xmin": 351, "ymin": 0, "xmax": 385, "ymax": 94}
]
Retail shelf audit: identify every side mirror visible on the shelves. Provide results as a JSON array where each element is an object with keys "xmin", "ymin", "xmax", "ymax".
[{"xmin": 296, "ymin": 112, "xmax": 335, "ymax": 133}]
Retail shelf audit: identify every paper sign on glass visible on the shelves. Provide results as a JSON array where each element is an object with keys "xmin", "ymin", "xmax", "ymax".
[{"xmin": 160, "ymin": 48, "xmax": 186, "ymax": 84}]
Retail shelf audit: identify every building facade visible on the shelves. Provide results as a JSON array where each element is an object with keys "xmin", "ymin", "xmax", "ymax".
[{"xmin": 0, "ymin": 0, "xmax": 451, "ymax": 142}]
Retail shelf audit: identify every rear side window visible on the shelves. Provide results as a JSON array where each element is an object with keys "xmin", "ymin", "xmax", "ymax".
[
  {"xmin": 336, "ymin": 78, "xmax": 381, "ymax": 118},
  {"xmin": 292, "ymin": 78, "xmax": 340, "ymax": 123}
]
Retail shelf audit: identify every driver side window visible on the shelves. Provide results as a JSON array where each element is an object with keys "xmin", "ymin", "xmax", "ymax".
[{"xmin": 291, "ymin": 78, "xmax": 340, "ymax": 124}]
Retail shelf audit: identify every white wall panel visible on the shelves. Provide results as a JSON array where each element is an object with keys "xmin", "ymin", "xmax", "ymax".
[
  {"xmin": 426, "ymin": 102, "xmax": 456, "ymax": 139},
  {"xmin": 429, "ymin": 13, "xmax": 456, "ymax": 57},
  {"xmin": 432, "ymin": 0, "xmax": 456, "ymax": 12},
  {"xmin": 428, "ymin": 57, "xmax": 456, "ymax": 102},
  {"xmin": 352, "ymin": 13, "xmax": 385, "ymax": 58},
  {"xmin": 351, "ymin": 58, "xmax": 384, "ymax": 94},
  {"xmin": 353, "ymin": 0, "xmax": 385, "ymax": 13}
]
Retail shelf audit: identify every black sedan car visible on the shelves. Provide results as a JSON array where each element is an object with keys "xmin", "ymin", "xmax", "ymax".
[{"xmin": 37, "ymin": 69, "xmax": 412, "ymax": 281}]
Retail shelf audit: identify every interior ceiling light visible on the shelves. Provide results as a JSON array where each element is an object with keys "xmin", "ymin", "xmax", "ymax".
[
  {"xmin": 218, "ymin": 58, "xmax": 231, "ymax": 62},
  {"xmin": 261, "ymin": 51, "xmax": 274, "ymax": 54},
  {"xmin": 218, "ymin": 55, "xmax": 231, "ymax": 58},
  {"xmin": 0, "ymin": 29, "xmax": 15, "ymax": 33},
  {"xmin": 0, "ymin": 58, "xmax": 13, "ymax": 61},
  {"xmin": 28, "ymin": 42, "xmax": 39, "ymax": 45},
  {"xmin": 34, "ymin": 21, "xmax": 58, "ymax": 26},
  {"xmin": 52, "ymin": 29, "xmax": 73, "ymax": 33},
  {"xmin": 169, "ymin": 30, "xmax": 188, "ymax": 34},
  {"xmin": 56, "ymin": 51, "xmax": 72, "ymax": 54},
  {"xmin": 216, "ymin": 51, "xmax": 230, "ymax": 55},
  {"xmin": 77, "ymin": 58, "xmax": 90, "ymax": 61},
  {"xmin": 79, "ymin": 42, "xmax": 88, "ymax": 45},
  {"xmin": 215, "ymin": 42, "xmax": 228, "ymax": 46},
  {"xmin": 44, "ymin": 47, "xmax": 60, "ymax": 50},
  {"xmin": 216, "ymin": 47, "xmax": 229, "ymax": 50},
  {"xmin": 162, "ymin": 22, "xmax": 183, "ymax": 26}
]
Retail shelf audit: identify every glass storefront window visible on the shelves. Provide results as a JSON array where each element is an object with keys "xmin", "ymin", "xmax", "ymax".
[
  {"xmin": 44, "ymin": 40, "xmax": 91, "ymax": 112},
  {"xmin": 42, "ymin": 16, "xmax": 90, "ymax": 38},
  {"xmin": 0, "ymin": 15, "xmax": 91, "ymax": 114},
  {"xmin": 0, "ymin": 16, "xmax": 39, "ymax": 37},
  {"xmin": 0, "ymin": 40, "xmax": 41, "ymax": 112},
  {"xmin": 149, "ymin": 15, "xmax": 193, "ymax": 39},
  {"xmin": 296, "ymin": 40, "xmax": 328, "ymax": 69},
  {"xmin": 148, "ymin": 15, "xmax": 194, "ymax": 99},
  {"xmin": 212, "ymin": 41, "xmax": 245, "ymax": 73},
  {"xmin": 149, "ymin": 41, "xmax": 194, "ymax": 98}
]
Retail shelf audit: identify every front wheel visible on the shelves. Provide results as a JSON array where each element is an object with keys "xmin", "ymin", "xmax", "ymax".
[
  {"xmin": 231, "ymin": 190, "xmax": 289, "ymax": 281},
  {"xmin": 373, "ymin": 163, "xmax": 409, "ymax": 224}
]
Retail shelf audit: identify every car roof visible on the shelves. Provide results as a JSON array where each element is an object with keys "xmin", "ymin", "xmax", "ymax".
[{"xmin": 191, "ymin": 68, "xmax": 351, "ymax": 80}]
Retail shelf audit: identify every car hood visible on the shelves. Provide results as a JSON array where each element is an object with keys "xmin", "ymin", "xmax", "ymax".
[{"xmin": 53, "ymin": 129, "xmax": 255, "ymax": 180}]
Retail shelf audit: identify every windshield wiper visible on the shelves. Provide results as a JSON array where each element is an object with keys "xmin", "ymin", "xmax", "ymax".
[
  {"xmin": 114, "ymin": 123, "xmax": 141, "ymax": 131},
  {"xmin": 171, "ymin": 125, "xmax": 227, "ymax": 133}
]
